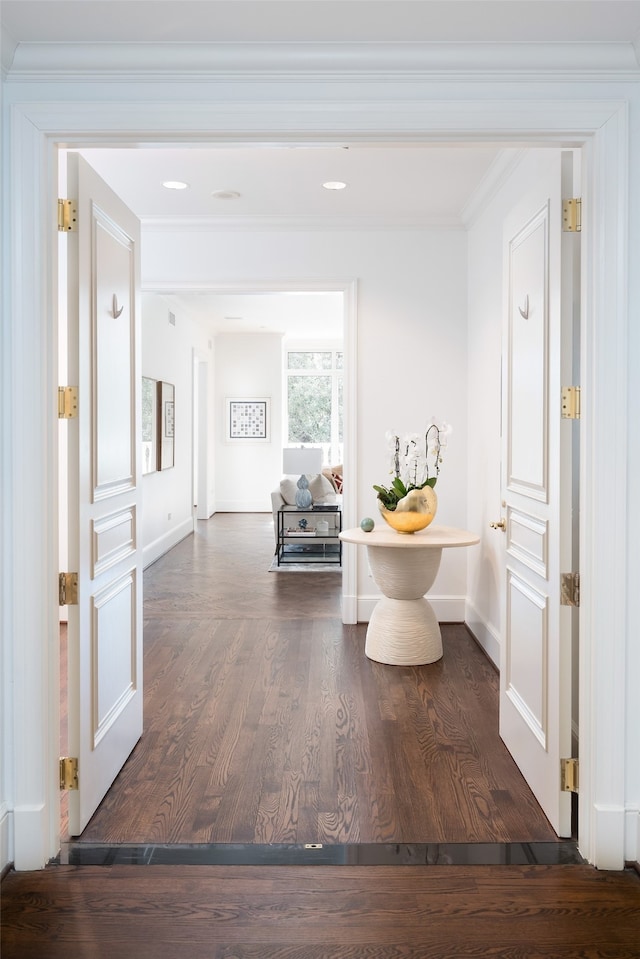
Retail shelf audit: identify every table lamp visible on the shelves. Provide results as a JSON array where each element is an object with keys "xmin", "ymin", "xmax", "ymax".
[{"xmin": 282, "ymin": 447, "xmax": 323, "ymax": 508}]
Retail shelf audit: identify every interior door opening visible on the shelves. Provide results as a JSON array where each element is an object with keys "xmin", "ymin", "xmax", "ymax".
[{"xmin": 57, "ymin": 139, "xmax": 581, "ymax": 850}]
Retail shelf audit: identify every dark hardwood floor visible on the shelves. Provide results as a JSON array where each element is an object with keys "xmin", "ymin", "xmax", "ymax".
[
  {"xmin": 4, "ymin": 514, "xmax": 640, "ymax": 958},
  {"xmin": 4, "ymin": 863, "xmax": 640, "ymax": 958},
  {"xmin": 74, "ymin": 513, "xmax": 555, "ymax": 845}
]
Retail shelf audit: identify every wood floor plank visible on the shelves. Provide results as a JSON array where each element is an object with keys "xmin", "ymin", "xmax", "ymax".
[
  {"xmin": 3, "ymin": 864, "xmax": 640, "ymax": 959},
  {"xmin": 73, "ymin": 513, "xmax": 558, "ymax": 844}
]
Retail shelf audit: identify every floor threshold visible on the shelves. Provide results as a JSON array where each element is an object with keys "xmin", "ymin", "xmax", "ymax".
[{"xmin": 56, "ymin": 840, "xmax": 584, "ymax": 868}]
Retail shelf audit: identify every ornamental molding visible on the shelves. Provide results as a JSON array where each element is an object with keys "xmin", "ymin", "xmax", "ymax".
[{"xmin": 3, "ymin": 40, "xmax": 640, "ymax": 81}]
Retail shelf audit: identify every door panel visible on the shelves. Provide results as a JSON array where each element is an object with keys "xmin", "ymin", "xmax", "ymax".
[
  {"xmin": 499, "ymin": 149, "xmax": 576, "ymax": 838},
  {"xmin": 65, "ymin": 153, "xmax": 143, "ymax": 835},
  {"xmin": 93, "ymin": 211, "xmax": 136, "ymax": 495},
  {"xmin": 507, "ymin": 206, "xmax": 548, "ymax": 499}
]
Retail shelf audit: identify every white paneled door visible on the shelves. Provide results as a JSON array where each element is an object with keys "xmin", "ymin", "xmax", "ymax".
[
  {"xmin": 64, "ymin": 154, "xmax": 143, "ymax": 835},
  {"xmin": 498, "ymin": 150, "xmax": 579, "ymax": 838}
]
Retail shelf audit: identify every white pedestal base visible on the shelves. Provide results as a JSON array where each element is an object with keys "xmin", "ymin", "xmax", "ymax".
[
  {"xmin": 365, "ymin": 596, "xmax": 442, "ymax": 665},
  {"xmin": 339, "ymin": 525, "xmax": 480, "ymax": 668}
]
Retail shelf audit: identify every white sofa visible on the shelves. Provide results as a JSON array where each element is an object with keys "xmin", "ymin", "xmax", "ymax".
[{"xmin": 271, "ymin": 471, "xmax": 342, "ymax": 546}]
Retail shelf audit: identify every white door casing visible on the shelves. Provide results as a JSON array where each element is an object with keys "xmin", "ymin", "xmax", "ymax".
[
  {"xmin": 498, "ymin": 150, "xmax": 577, "ymax": 838},
  {"xmin": 65, "ymin": 154, "xmax": 143, "ymax": 834},
  {"xmin": 3, "ymin": 97, "xmax": 628, "ymax": 870}
]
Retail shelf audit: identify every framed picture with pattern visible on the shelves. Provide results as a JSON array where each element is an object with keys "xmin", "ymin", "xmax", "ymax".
[{"xmin": 226, "ymin": 397, "xmax": 270, "ymax": 442}]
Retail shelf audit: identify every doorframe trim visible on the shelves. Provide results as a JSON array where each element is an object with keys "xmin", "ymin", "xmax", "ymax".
[
  {"xmin": 3, "ymin": 96, "xmax": 628, "ymax": 870},
  {"xmin": 147, "ymin": 277, "xmax": 359, "ymax": 624}
]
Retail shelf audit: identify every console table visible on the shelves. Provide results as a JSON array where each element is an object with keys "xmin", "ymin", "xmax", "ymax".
[
  {"xmin": 277, "ymin": 506, "xmax": 342, "ymax": 566},
  {"xmin": 339, "ymin": 524, "xmax": 479, "ymax": 665}
]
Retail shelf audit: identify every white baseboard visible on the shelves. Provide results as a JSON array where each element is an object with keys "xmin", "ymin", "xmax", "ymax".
[
  {"xmin": 591, "ymin": 803, "xmax": 626, "ymax": 871},
  {"xmin": 13, "ymin": 804, "xmax": 49, "ymax": 871},
  {"xmin": 143, "ymin": 518, "xmax": 194, "ymax": 569},
  {"xmin": 215, "ymin": 501, "xmax": 272, "ymax": 513},
  {"xmin": 465, "ymin": 599, "xmax": 500, "ymax": 667},
  {"xmin": 356, "ymin": 594, "xmax": 466, "ymax": 624},
  {"xmin": 624, "ymin": 805, "xmax": 640, "ymax": 867},
  {"xmin": 341, "ymin": 592, "xmax": 358, "ymax": 625},
  {"xmin": 0, "ymin": 802, "xmax": 12, "ymax": 873}
]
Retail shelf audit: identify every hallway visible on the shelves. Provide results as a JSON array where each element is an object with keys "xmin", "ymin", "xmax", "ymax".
[
  {"xmin": 5, "ymin": 514, "xmax": 638, "ymax": 959},
  {"xmin": 70, "ymin": 513, "xmax": 555, "ymax": 845}
]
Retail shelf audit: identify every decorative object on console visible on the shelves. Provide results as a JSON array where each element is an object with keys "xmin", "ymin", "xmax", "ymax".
[
  {"xmin": 282, "ymin": 447, "xmax": 324, "ymax": 508},
  {"xmin": 374, "ymin": 420, "xmax": 451, "ymax": 534}
]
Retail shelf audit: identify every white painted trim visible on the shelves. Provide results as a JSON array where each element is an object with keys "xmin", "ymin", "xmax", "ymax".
[
  {"xmin": 5, "ymin": 98, "xmax": 629, "ymax": 141},
  {"xmin": 215, "ymin": 502, "xmax": 273, "ymax": 513},
  {"xmin": 578, "ymin": 105, "xmax": 629, "ymax": 870},
  {"xmin": 145, "ymin": 278, "xmax": 355, "ymax": 296},
  {"xmin": 592, "ymin": 804, "xmax": 627, "ymax": 872},
  {"xmin": 465, "ymin": 599, "xmax": 500, "ymax": 668},
  {"xmin": 3, "ymin": 96, "xmax": 629, "ymax": 871},
  {"xmin": 342, "ymin": 279, "xmax": 358, "ymax": 626},
  {"xmin": 6, "ymin": 41, "xmax": 640, "ymax": 81},
  {"xmin": 142, "ymin": 215, "xmax": 465, "ymax": 232},
  {"xmin": 624, "ymin": 805, "xmax": 640, "ymax": 866},
  {"xmin": 0, "ymin": 802, "xmax": 13, "ymax": 873},
  {"xmin": 142, "ymin": 519, "xmax": 195, "ymax": 571}
]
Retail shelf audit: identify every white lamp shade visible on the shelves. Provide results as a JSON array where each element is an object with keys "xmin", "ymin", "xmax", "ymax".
[{"xmin": 282, "ymin": 447, "xmax": 323, "ymax": 476}]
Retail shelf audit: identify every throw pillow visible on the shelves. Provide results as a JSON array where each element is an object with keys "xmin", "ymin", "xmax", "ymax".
[
  {"xmin": 308, "ymin": 472, "xmax": 335, "ymax": 502},
  {"xmin": 279, "ymin": 477, "xmax": 299, "ymax": 506}
]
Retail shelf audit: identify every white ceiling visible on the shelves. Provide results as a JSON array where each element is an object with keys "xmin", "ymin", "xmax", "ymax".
[
  {"xmin": 77, "ymin": 144, "xmax": 503, "ymax": 223},
  {"xmin": 4, "ymin": 1, "xmax": 640, "ymax": 45},
  {"xmin": 10, "ymin": 1, "xmax": 639, "ymax": 337},
  {"xmin": 73, "ymin": 142, "xmax": 504, "ymax": 339}
]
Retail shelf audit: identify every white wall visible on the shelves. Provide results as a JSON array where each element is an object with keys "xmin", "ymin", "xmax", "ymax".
[
  {"xmin": 143, "ymin": 226, "xmax": 470, "ymax": 617},
  {"xmin": 214, "ymin": 332, "xmax": 284, "ymax": 511},
  {"xmin": 2, "ymin": 70, "xmax": 638, "ymax": 871},
  {"xmin": 141, "ymin": 293, "xmax": 214, "ymax": 566},
  {"xmin": 465, "ymin": 153, "xmax": 528, "ymax": 664}
]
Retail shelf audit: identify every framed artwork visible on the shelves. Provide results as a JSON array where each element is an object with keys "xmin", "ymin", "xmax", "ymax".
[
  {"xmin": 141, "ymin": 376, "xmax": 157, "ymax": 475},
  {"xmin": 157, "ymin": 381, "xmax": 175, "ymax": 469},
  {"xmin": 226, "ymin": 397, "xmax": 270, "ymax": 442}
]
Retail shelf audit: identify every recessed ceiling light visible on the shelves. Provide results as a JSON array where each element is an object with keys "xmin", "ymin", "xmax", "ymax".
[
  {"xmin": 323, "ymin": 181, "xmax": 347, "ymax": 191},
  {"xmin": 211, "ymin": 190, "xmax": 242, "ymax": 200},
  {"xmin": 162, "ymin": 180, "xmax": 188, "ymax": 190}
]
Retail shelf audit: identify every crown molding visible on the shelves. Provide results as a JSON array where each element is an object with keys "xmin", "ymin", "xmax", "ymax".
[
  {"xmin": 141, "ymin": 214, "xmax": 464, "ymax": 233},
  {"xmin": 4, "ymin": 40, "xmax": 640, "ymax": 81},
  {"xmin": 0, "ymin": 26, "xmax": 17, "ymax": 77},
  {"xmin": 460, "ymin": 147, "xmax": 527, "ymax": 228}
]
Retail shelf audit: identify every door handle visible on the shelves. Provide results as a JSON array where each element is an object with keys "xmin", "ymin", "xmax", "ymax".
[{"xmin": 490, "ymin": 518, "xmax": 507, "ymax": 531}]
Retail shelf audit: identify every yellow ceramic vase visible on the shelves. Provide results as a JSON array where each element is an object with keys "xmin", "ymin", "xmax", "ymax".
[{"xmin": 378, "ymin": 486, "xmax": 438, "ymax": 534}]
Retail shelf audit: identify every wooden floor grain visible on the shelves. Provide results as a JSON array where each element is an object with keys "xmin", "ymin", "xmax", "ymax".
[
  {"xmin": 3, "ymin": 863, "xmax": 640, "ymax": 958},
  {"xmin": 75, "ymin": 513, "xmax": 556, "ymax": 845},
  {"xmin": 5, "ymin": 515, "xmax": 640, "ymax": 958}
]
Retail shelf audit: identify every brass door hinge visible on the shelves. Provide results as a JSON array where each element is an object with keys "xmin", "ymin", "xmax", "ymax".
[
  {"xmin": 562, "ymin": 198, "xmax": 582, "ymax": 233},
  {"xmin": 59, "ymin": 757, "xmax": 79, "ymax": 791},
  {"xmin": 561, "ymin": 572, "xmax": 580, "ymax": 607},
  {"xmin": 59, "ymin": 572, "xmax": 78, "ymax": 606},
  {"xmin": 561, "ymin": 757, "xmax": 579, "ymax": 793},
  {"xmin": 561, "ymin": 386, "xmax": 581, "ymax": 420},
  {"xmin": 58, "ymin": 386, "xmax": 78, "ymax": 419},
  {"xmin": 57, "ymin": 198, "xmax": 78, "ymax": 232}
]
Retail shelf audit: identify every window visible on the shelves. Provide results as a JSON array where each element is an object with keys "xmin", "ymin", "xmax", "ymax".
[{"xmin": 286, "ymin": 347, "xmax": 343, "ymax": 465}]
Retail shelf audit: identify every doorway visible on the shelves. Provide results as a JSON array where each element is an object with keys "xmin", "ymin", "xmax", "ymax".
[
  {"xmin": 7, "ymin": 96, "xmax": 629, "ymax": 871},
  {"xmin": 60, "ymin": 141, "xmax": 568, "ymax": 848}
]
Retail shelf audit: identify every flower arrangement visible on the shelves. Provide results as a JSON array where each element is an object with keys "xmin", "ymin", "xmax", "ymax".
[{"xmin": 373, "ymin": 420, "xmax": 451, "ymax": 511}]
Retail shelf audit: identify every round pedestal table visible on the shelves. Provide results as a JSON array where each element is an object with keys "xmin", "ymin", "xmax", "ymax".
[{"xmin": 339, "ymin": 524, "xmax": 480, "ymax": 666}]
